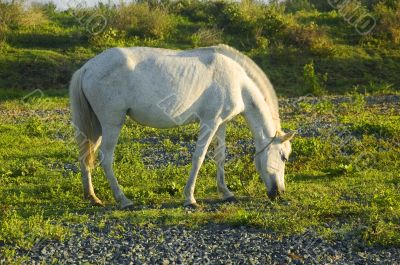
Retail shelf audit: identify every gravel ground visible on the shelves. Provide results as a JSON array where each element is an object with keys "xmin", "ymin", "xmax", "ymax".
[{"xmin": 5, "ymin": 221, "xmax": 399, "ymax": 265}]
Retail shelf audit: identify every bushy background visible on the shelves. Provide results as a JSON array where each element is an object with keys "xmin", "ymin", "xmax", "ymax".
[{"xmin": 0, "ymin": 0, "xmax": 399, "ymax": 96}]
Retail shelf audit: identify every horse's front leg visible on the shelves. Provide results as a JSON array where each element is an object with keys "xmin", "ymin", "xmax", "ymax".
[
  {"xmin": 183, "ymin": 120, "xmax": 220, "ymax": 207},
  {"xmin": 214, "ymin": 124, "xmax": 235, "ymax": 201}
]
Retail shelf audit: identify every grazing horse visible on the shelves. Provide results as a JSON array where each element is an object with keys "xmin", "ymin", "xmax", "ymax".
[{"xmin": 70, "ymin": 44, "xmax": 295, "ymax": 209}]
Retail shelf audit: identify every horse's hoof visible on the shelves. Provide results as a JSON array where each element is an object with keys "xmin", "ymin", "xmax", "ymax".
[
  {"xmin": 90, "ymin": 200, "xmax": 105, "ymax": 207},
  {"xmin": 120, "ymin": 199, "xmax": 134, "ymax": 210},
  {"xmin": 89, "ymin": 197, "xmax": 104, "ymax": 207},
  {"xmin": 184, "ymin": 203, "xmax": 201, "ymax": 210},
  {"xmin": 121, "ymin": 204, "xmax": 134, "ymax": 210},
  {"xmin": 222, "ymin": 196, "xmax": 238, "ymax": 203}
]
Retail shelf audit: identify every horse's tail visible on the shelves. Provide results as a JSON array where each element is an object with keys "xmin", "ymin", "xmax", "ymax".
[{"xmin": 69, "ymin": 67, "xmax": 101, "ymax": 169}]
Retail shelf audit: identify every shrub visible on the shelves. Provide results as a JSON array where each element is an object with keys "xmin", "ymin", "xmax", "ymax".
[
  {"xmin": 284, "ymin": 0, "xmax": 315, "ymax": 13},
  {"xmin": 217, "ymin": 0, "xmax": 264, "ymax": 35},
  {"xmin": 18, "ymin": 6, "xmax": 48, "ymax": 27},
  {"xmin": 191, "ymin": 27, "xmax": 223, "ymax": 47},
  {"xmin": 168, "ymin": 0, "xmax": 210, "ymax": 22},
  {"xmin": 373, "ymin": 2, "xmax": 400, "ymax": 45},
  {"xmin": 112, "ymin": 3, "xmax": 175, "ymax": 39},
  {"xmin": 307, "ymin": 0, "xmax": 334, "ymax": 12},
  {"xmin": 303, "ymin": 61, "xmax": 327, "ymax": 95},
  {"xmin": 0, "ymin": 0, "xmax": 48, "ymax": 46},
  {"xmin": 31, "ymin": 2, "xmax": 57, "ymax": 17},
  {"xmin": 215, "ymin": 1, "xmax": 287, "ymax": 48},
  {"xmin": 0, "ymin": 23, "xmax": 6, "ymax": 47},
  {"xmin": 0, "ymin": 0, "xmax": 24, "ymax": 28},
  {"xmin": 258, "ymin": 4, "xmax": 289, "ymax": 42},
  {"xmin": 88, "ymin": 27, "xmax": 126, "ymax": 48},
  {"xmin": 285, "ymin": 21, "xmax": 335, "ymax": 56},
  {"xmin": 0, "ymin": 0, "xmax": 47, "ymax": 28}
]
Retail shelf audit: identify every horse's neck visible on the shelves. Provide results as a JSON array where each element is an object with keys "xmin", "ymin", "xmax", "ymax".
[
  {"xmin": 242, "ymin": 88, "xmax": 277, "ymax": 150},
  {"xmin": 214, "ymin": 44, "xmax": 281, "ymax": 131}
]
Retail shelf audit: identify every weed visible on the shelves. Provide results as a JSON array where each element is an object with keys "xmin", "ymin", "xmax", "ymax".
[
  {"xmin": 112, "ymin": 3, "xmax": 175, "ymax": 40},
  {"xmin": 0, "ymin": 210, "xmax": 68, "ymax": 249},
  {"xmin": 191, "ymin": 27, "xmax": 223, "ymax": 47},
  {"xmin": 303, "ymin": 61, "xmax": 328, "ymax": 95},
  {"xmin": 374, "ymin": 2, "xmax": 400, "ymax": 45},
  {"xmin": 285, "ymin": 21, "xmax": 335, "ymax": 56},
  {"xmin": 25, "ymin": 117, "xmax": 45, "ymax": 137}
]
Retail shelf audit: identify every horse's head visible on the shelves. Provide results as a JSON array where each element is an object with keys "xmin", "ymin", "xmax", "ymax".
[{"xmin": 254, "ymin": 131, "xmax": 295, "ymax": 200}]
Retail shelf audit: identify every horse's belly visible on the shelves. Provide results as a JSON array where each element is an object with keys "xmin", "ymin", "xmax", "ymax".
[
  {"xmin": 126, "ymin": 63, "xmax": 212, "ymax": 128},
  {"xmin": 127, "ymin": 103, "xmax": 198, "ymax": 129}
]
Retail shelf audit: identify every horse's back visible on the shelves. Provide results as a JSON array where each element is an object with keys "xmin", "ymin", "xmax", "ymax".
[{"xmin": 80, "ymin": 46, "xmax": 247, "ymax": 128}]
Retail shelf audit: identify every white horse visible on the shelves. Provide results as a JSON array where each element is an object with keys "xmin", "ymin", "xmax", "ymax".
[{"xmin": 70, "ymin": 44, "xmax": 295, "ymax": 209}]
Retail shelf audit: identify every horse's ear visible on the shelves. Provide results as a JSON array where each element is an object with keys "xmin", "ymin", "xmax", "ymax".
[{"xmin": 278, "ymin": 131, "xmax": 296, "ymax": 143}]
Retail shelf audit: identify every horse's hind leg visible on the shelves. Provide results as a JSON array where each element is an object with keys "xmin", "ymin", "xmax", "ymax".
[
  {"xmin": 100, "ymin": 118, "xmax": 134, "ymax": 209},
  {"xmin": 80, "ymin": 136, "xmax": 103, "ymax": 206},
  {"xmin": 75, "ymin": 119, "xmax": 103, "ymax": 206},
  {"xmin": 214, "ymin": 124, "xmax": 235, "ymax": 201}
]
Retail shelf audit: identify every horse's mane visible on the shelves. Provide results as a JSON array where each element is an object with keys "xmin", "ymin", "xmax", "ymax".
[{"xmin": 210, "ymin": 44, "xmax": 281, "ymax": 130}]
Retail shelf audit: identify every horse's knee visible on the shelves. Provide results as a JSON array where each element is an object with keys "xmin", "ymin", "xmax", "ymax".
[
  {"xmin": 99, "ymin": 150, "xmax": 113, "ymax": 167},
  {"xmin": 191, "ymin": 151, "xmax": 204, "ymax": 164}
]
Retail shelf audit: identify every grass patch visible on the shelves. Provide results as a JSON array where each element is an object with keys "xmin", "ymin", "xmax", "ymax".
[{"xmin": 0, "ymin": 90, "xmax": 399, "ymax": 255}]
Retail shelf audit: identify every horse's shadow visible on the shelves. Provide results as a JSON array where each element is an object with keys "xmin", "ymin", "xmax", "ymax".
[
  {"xmin": 129, "ymin": 197, "xmax": 244, "ymax": 212},
  {"xmin": 36, "ymin": 196, "xmax": 270, "ymax": 220},
  {"xmin": 129, "ymin": 196, "xmax": 264, "ymax": 212}
]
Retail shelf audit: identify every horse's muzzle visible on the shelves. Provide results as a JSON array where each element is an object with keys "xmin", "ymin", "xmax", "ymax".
[
  {"xmin": 267, "ymin": 186, "xmax": 285, "ymax": 200},
  {"xmin": 267, "ymin": 186, "xmax": 278, "ymax": 200}
]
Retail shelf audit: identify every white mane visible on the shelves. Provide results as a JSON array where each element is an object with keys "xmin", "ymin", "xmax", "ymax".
[{"xmin": 210, "ymin": 44, "xmax": 281, "ymax": 130}]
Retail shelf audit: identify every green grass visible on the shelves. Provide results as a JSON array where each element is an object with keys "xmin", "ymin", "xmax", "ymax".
[{"xmin": 0, "ymin": 90, "xmax": 399, "ymax": 261}]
